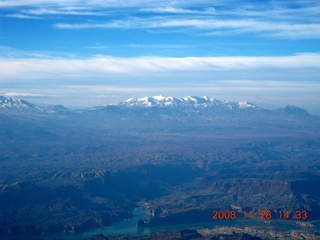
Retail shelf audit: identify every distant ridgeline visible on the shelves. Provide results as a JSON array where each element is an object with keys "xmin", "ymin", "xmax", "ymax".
[
  {"xmin": 0, "ymin": 94, "xmax": 315, "ymax": 134},
  {"xmin": 0, "ymin": 94, "xmax": 311, "ymax": 115}
]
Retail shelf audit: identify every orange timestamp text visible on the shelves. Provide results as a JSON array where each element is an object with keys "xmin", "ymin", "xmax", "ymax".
[{"xmin": 212, "ymin": 210, "xmax": 308, "ymax": 220}]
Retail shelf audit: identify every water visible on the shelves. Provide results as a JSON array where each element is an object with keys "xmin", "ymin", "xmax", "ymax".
[
  {"xmin": 1, "ymin": 207, "xmax": 319, "ymax": 240},
  {"xmin": 39, "ymin": 207, "xmax": 151, "ymax": 240}
]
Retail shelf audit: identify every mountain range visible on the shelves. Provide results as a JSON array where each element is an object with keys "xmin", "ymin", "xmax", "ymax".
[
  {"xmin": 120, "ymin": 95, "xmax": 259, "ymax": 109},
  {"xmin": 0, "ymin": 95, "xmax": 309, "ymax": 115},
  {"xmin": 0, "ymin": 94, "xmax": 316, "ymax": 134}
]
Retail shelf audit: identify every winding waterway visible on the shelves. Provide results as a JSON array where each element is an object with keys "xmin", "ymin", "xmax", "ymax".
[{"xmin": 2, "ymin": 206, "xmax": 319, "ymax": 240}]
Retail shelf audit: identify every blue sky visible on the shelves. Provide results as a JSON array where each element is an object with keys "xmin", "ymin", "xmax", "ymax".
[{"xmin": 0, "ymin": 0, "xmax": 319, "ymax": 113}]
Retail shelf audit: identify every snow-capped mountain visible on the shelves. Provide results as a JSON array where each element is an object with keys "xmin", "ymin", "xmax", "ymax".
[
  {"xmin": 0, "ymin": 95, "xmax": 315, "ymax": 134},
  {"xmin": 121, "ymin": 96, "xmax": 179, "ymax": 107},
  {"xmin": 120, "ymin": 95, "xmax": 259, "ymax": 110},
  {"xmin": 0, "ymin": 96, "xmax": 67, "ymax": 114},
  {"xmin": 0, "ymin": 96, "xmax": 40, "ymax": 110},
  {"xmin": 0, "ymin": 95, "xmax": 311, "ymax": 119}
]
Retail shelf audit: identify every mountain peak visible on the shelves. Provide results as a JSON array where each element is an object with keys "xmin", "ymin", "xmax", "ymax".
[
  {"xmin": 121, "ymin": 95, "xmax": 179, "ymax": 107},
  {"xmin": 0, "ymin": 96, "xmax": 67, "ymax": 113},
  {"xmin": 120, "ymin": 95, "xmax": 259, "ymax": 110},
  {"xmin": 275, "ymin": 105, "xmax": 309, "ymax": 116},
  {"xmin": 0, "ymin": 96, "xmax": 36, "ymax": 110}
]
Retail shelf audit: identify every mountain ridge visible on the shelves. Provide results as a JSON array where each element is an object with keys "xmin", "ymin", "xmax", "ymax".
[
  {"xmin": 0, "ymin": 96, "xmax": 39, "ymax": 110},
  {"xmin": 0, "ymin": 95, "xmax": 312, "ymax": 116},
  {"xmin": 119, "ymin": 95, "xmax": 259, "ymax": 110}
]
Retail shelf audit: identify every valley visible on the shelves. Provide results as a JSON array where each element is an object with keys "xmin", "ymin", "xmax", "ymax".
[{"xmin": 0, "ymin": 95, "xmax": 319, "ymax": 239}]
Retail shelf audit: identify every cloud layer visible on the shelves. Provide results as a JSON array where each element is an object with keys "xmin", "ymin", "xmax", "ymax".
[
  {"xmin": 1, "ymin": 54, "xmax": 319, "ymax": 79},
  {"xmin": 2, "ymin": 0, "xmax": 320, "ymax": 39}
]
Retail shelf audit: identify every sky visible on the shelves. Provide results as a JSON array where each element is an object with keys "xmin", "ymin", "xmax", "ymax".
[{"xmin": 0, "ymin": 0, "xmax": 319, "ymax": 113}]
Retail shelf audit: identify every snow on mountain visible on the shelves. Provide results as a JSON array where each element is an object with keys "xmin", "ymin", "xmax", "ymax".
[
  {"xmin": 123, "ymin": 95, "xmax": 181, "ymax": 107},
  {"xmin": 0, "ymin": 96, "xmax": 64, "ymax": 113},
  {"xmin": 0, "ymin": 96, "xmax": 38, "ymax": 110},
  {"xmin": 238, "ymin": 102, "xmax": 257, "ymax": 109},
  {"xmin": 120, "ymin": 95, "xmax": 259, "ymax": 110}
]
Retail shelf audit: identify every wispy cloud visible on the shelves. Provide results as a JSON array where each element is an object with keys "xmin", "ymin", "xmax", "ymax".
[
  {"xmin": 64, "ymin": 85, "xmax": 163, "ymax": 94},
  {"xmin": 65, "ymin": 82, "xmax": 319, "ymax": 95},
  {"xmin": 86, "ymin": 44, "xmax": 191, "ymax": 50},
  {"xmin": 140, "ymin": 6, "xmax": 216, "ymax": 15},
  {"xmin": 0, "ymin": 54, "xmax": 319, "ymax": 79},
  {"xmin": 2, "ymin": 1, "xmax": 319, "ymax": 39},
  {"xmin": 4, "ymin": 92, "xmax": 46, "ymax": 97},
  {"xmin": 4, "ymin": 13, "xmax": 40, "ymax": 19},
  {"xmin": 0, "ymin": 0, "xmax": 209, "ymax": 9},
  {"xmin": 20, "ymin": 8, "xmax": 106, "ymax": 16},
  {"xmin": 54, "ymin": 17, "xmax": 320, "ymax": 39}
]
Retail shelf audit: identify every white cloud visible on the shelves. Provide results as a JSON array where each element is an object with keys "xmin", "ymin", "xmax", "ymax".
[
  {"xmin": 54, "ymin": 17, "xmax": 320, "ymax": 39},
  {"xmin": 140, "ymin": 6, "xmax": 216, "ymax": 15},
  {"xmin": 5, "ymin": 13, "xmax": 40, "ymax": 19},
  {"xmin": 18, "ymin": 7, "xmax": 115, "ymax": 17},
  {"xmin": 0, "ymin": 54, "xmax": 319, "ymax": 79},
  {"xmin": 0, "ymin": 0, "xmax": 209, "ymax": 9},
  {"xmin": 4, "ymin": 92, "xmax": 46, "ymax": 97},
  {"xmin": 65, "ymin": 85, "xmax": 163, "ymax": 93},
  {"xmin": 3, "ymin": 0, "xmax": 319, "ymax": 39},
  {"xmin": 64, "ymin": 82, "xmax": 319, "ymax": 95}
]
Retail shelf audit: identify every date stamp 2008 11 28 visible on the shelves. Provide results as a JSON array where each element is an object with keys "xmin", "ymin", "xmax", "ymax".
[{"xmin": 212, "ymin": 210, "xmax": 308, "ymax": 220}]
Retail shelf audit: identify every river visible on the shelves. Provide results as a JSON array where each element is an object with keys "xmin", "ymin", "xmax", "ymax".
[{"xmin": 1, "ymin": 207, "xmax": 319, "ymax": 240}]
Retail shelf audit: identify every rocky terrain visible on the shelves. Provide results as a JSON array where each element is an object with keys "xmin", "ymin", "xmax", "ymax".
[
  {"xmin": 85, "ymin": 227, "xmax": 319, "ymax": 240},
  {"xmin": 0, "ymin": 95, "xmax": 319, "ymax": 239}
]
